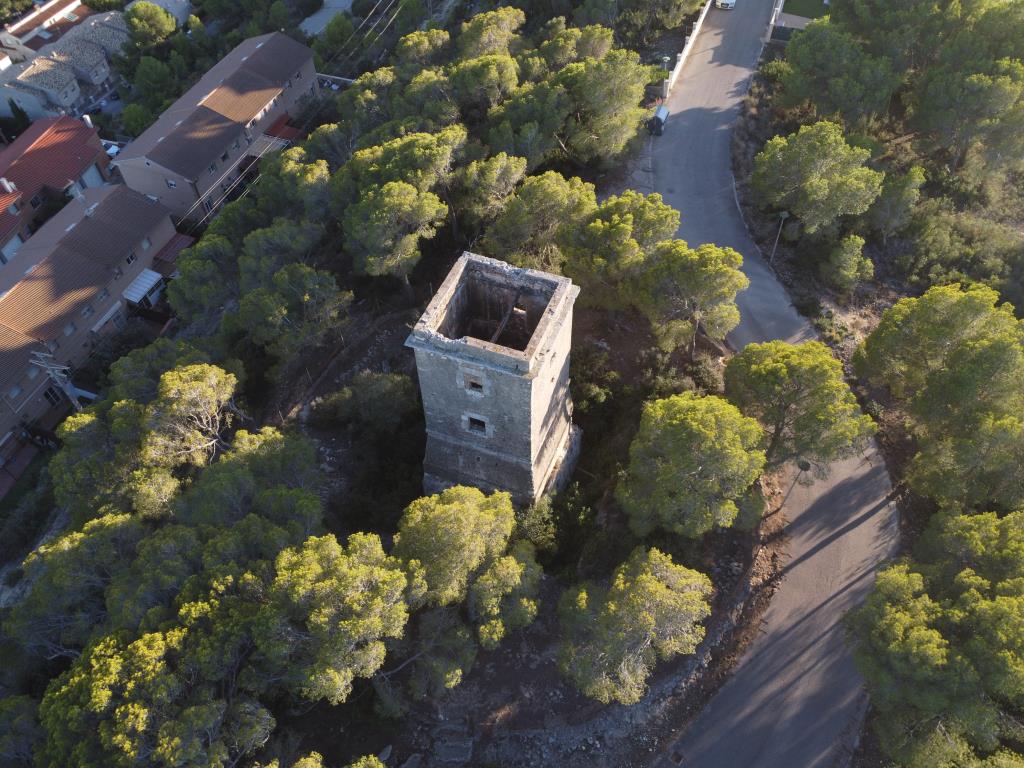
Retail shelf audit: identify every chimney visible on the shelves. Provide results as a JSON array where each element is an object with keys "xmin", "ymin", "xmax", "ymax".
[
  {"xmin": 81, "ymin": 114, "xmax": 93, "ymax": 129},
  {"xmin": 0, "ymin": 177, "xmax": 15, "ymax": 194}
]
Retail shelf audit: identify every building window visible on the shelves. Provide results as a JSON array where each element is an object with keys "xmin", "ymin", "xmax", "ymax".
[
  {"xmin": 468, "ymin": 416, "xmax": 486, "ymax": 434},
  {"xmin": 166, "ymin": 179, "xmax": 177, "ymax": 188},
  {"xmin": 295, "ymin": 70, "xmax": 302, "ymax": 79},
  {"xmin": 220, "ymin": 150, "xmax": 229, "ymax": 162},
  {"xmin": 29, "ymin": 194, "xmax": 42, "ymax": 209},
  {"xmin": 286, "ymin": 78, "xmax": 292, "ymax": 88},
  {"xmin": 463, "ymin": 374, "xmax": 484, "ymax": 393},
  {"xmin": 208, "ymin": 162, "xmax": 217, "ymax": 174},
  {"xmin": 26, "ymin": 366, "xmax": 38, "ymax": 380},
  {"xmin": 1, "ymin": 232, "xmax": 21, "ymax": 264},
  {"xmin": 98, "ymin": 287, "xmax": 109, "ymax": 301},
  {"xmin": 125, "ymin": 251, "xmax": 137, "ymax": 265},
  {"xmin": 81, "ymin": 304, "xmax": 95, "ymax": 318},
  {"xmin": 233, "ymin": 139, "xmax": 240, "ymax": 150},
  {"xmin": 45, "ymin": 339, "xmax": 59, "ymax": 353},
  {"xmin": 8, "ymin": 384, "xmax": 22, "ymax": 400},
  {"xmin": 63, "ymin": 322, "xmax": 76, "ymax": 337},
  {"xmin": 141, "ymin": 237, "xmax": 151, "ymax": 251},
  {"xmin": 7, "ymin": 202, "xmax": 17, "ymax": 214},
  {"xmin": 44, "ymin": 386, "xmax": 62, "ymax": 407},
  {"xmin": 113, "ymin": 266, "xmax": 123, "ymax": 280},
  {"xmin": 203, "ymin": 199, "xmax": 213, "ymax": 213}
]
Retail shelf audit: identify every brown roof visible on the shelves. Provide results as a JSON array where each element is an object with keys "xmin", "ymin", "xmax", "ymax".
[
  {"xmin": 0, "ymin": 186, "xmax": 171, "ymax": 342},
  {"xmin": 200, "ymin": 69, "xmax": 283, "ymax": 123},
  {"xmin": 117, "ymin": 32, "xmax": 313, "ymax": 179},
  {"xmin": 0, "ymin": 249, "xmax": 109, "ymax": 340},
  {"xmin": 152, "ymin": 231, "xmax": 194, "ymax": 276},
  {"xmin": 23, "ymin": 3, "xmax": 97, "ymax": 51},
  {"xmin": 147, "ymin": 106, "xmax": 241, "ymax": 181},
  {"xmin": 0, "ymin": 323, "xmax": 42, "ymax": 390},
  {"xmin": 60, "ymin": 186, "xmax": 169, "ymax": 267},
  {"xmin": 0, "ymin": 116, "xmax": 104, "ymax": 242}
]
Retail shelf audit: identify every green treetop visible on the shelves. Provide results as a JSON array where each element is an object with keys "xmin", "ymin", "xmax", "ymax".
[
  {"xmin": 393, "ymin": 486, "xmax": 515, "ymax": 607},
  {"xmin": 559, "ymin": 547, "xmax": 712, "ymax": 704},
  {"xmin": 752, "ymin": 120, "xmax": 884, "ymax": 233},
  {"xmin": 725, "ymin": 340, "xmax": 875, "ymax": 469},
  {"xmin": 617, "ymin": 392, "xmax": 765, "ymax": 538}
]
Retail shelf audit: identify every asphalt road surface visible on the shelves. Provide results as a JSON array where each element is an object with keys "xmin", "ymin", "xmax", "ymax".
[{"xmin": 647, "ymin": 3, "xmax": 900, "ymax": 766}]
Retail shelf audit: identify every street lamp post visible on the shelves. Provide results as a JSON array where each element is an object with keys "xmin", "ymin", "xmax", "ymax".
[{"xmin": 768, "ymin": 210, "xmax": 790, "ymax": 267}]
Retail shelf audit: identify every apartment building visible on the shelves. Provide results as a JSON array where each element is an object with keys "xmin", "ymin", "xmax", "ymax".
[
  {"xmin": 0, "ymin": 185, "xmax": 185, "ymax": 460},
  {"xmin": 0, "ymin": 114, "xmax": 110, "ymax": 284},
  {"xmin": 114, "ymin": 32, "xmax": 318, "ymax": 220}
]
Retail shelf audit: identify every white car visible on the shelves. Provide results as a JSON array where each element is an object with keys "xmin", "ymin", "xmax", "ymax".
[{"xmin": 716, "ymin": 0, "xmax": 736, "ymax": 8}]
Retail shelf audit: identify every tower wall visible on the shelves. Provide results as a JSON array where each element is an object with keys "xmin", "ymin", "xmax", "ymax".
[{"xmin": 406, "ymin": 253, "xmax": 579, "ymax": 504}]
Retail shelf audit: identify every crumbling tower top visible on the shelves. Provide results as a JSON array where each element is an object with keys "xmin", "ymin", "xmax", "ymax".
[{"xmin": 407, "ymin": 252, "xmax": 578, "ymax": 375}]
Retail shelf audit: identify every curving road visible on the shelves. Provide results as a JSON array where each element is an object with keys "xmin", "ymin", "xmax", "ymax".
[{"xmin": 648, "ymin": 3, "xmax": 900, "ymax": 766}]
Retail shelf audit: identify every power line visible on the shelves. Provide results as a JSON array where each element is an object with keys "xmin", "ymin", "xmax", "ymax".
[
  {"xmin": 184, "ymin": 0, "xmax": 411, "ymax": 233},
  {"xmin": 175, "ymin": 0, "xmax": 397, "ymax": 224}
]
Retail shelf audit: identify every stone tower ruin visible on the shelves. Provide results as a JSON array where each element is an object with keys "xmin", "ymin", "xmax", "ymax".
[{"xmin": 406, "ymin": 252, "xmax": 580, "ymax": 504}]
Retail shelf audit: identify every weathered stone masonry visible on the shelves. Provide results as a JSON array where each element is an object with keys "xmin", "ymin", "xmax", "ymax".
[{"xmin": 406, "ymin": 252, "xmax": 581, "ymax": 504}]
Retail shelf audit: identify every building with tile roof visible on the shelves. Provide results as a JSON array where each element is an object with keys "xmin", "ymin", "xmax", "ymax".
[
  {"xmin": 0, "ymin": 185, "xmax": 183, "ymax": 459},
  {"xmin": 115, "ymin": 32, "xmax": 318, "ymax": 219},
  {"xmin": 0, "ymin": 6, "xmax": 127, "ymax": 119},
  {"xmin": 2, "ymin": 0, "xmax": 88, "ymax": 53},
  {"xmin": 0, "ymin": 115, "xmax": 110, "ymax": 284}
]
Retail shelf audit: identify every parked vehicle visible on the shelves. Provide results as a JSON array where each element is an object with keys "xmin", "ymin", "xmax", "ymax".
[
  {"xmin": 647, "ymin": 105, "xmax": 670, "ymax": 136},
  {"xmin": 716, "ymin": 0, "xmax": 735, "ymax": 8}
]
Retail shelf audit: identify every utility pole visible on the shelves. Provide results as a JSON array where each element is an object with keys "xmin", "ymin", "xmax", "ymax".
[
  {"xmin": 768, "ymin": 210, "xmax": 789, "ymax": 267},
  {"xmin": 29, "ymin": 352, "xmax": 97, "ymax": 412}
]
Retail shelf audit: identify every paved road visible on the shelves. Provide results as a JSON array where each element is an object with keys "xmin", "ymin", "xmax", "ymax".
[{"xmin": 647, "ymin": 3, "xmax": 900, "ymax": 766}]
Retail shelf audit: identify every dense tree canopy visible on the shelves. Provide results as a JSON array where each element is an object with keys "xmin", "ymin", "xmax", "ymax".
[
  {"xmin": 752, "ymin": 121, "xmax": 884, "ymax": 233},
  {"xmin": 726, "ymin": 341, "xmax": 875, "ymax": 470},
  {"xmin": 125, "ymin": 1, "xmax": 177, "ymax": 49},
  {"xmin": 617, "ymin": 393, "xmax": 765, "ymax": 538},
  {"xmin": 559, "ymin": 547, "xmax": 712, "ymax": 704},
  {"xmin": 849, "ymin": 508, "xmax": 1024, "ymax": 766},
  {"xmin": 855, "ymin": 284, "xmax": 1024, "ymax": 510}
]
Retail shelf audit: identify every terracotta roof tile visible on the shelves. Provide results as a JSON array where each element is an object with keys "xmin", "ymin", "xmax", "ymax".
[
  {"xmin": 0, "ymin": 186, "xmax": 171, "ymax": 342},
  {"xmin": 7, "ymin": 0, "xmax": 82, "ymax": 37},
  {"xmin": 0, "ymin": 116, "xmax": 104, "ymax": 242},
  {"xmin": 0, "ymin": 323, "xmax": 41, "ymax": 389},
  {"xmin": 0, "ymin": 116, "xmax": 103, "ymax": 196}
]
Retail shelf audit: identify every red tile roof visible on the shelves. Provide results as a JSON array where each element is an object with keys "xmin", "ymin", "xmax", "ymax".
[
  {"xmin": 264, "ymin": 112, "xmax": 303, "ymax": 141},
  {"xmin": 23, "ymin": 4, "xmax": 97, "ymax": 51},
  {"xmin": 0, "ymin": 116, "xmax": 104, "ymax": 242},
  {"xmin": 152, "ymin": 232, "xmax": 194, "ymax": 276},
  {"xmin": 8, "ymin": 0, "xmax": 83, "ymax": 37}
]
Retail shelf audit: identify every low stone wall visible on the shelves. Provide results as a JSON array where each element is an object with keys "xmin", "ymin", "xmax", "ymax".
[{"xmin": 662, "ymin": 0, "xmax": 714, "ymax": 98}]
